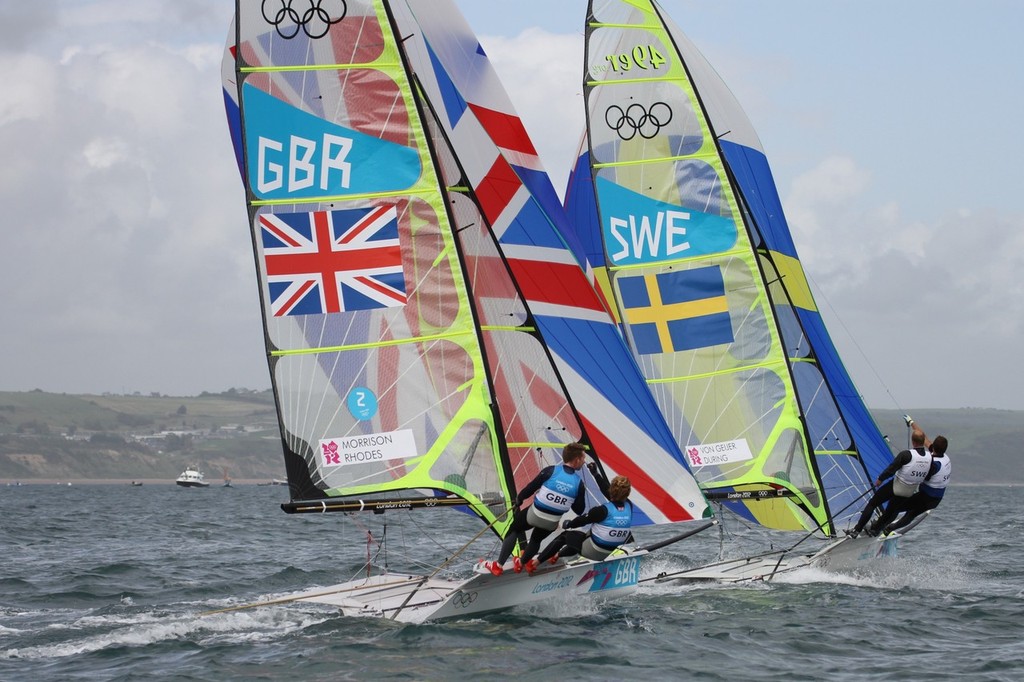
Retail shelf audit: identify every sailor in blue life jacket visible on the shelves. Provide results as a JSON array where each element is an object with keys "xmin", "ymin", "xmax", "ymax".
[
  {"xmin": 534, "ymin": 475, "xmax": 633, "ymax": 568},
  {"xmin": 482, "ymin": 442, "xmax": 588, "ymax": 577},
  {"xmin": 849, "ymin": 416, "xmax": 932, "ymax": 537},
  {"xmin": 881, "ymin": 426, "xmax": 951, "ymax": 535}
]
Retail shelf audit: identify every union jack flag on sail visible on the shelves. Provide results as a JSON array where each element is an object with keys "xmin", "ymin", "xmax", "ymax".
[{"xmin": 260, "ymin": 206, "xmax": 407, "ymax": 317}]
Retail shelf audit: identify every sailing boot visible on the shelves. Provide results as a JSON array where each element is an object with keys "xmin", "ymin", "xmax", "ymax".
[
  {"xmin": 525, "ymin": 558, "xmax": 539, "ymax": 574},
  {"xmin": 483, "ymin": 560, "xmax": 503, "ymax": 577},
  {"xmin": 548, "ymin": 553, "xmax": 560, "ymax": 564},
  {"xmin": 512, "ymin": 556, "xmax": 523, "ymax": 573}
]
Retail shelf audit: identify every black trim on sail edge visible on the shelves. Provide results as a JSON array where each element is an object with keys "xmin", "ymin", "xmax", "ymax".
[
  {"xmin": 404, "ymin": 66, "xmax": 603, "ymax": 491},
  {"xmin": 401, "ymin": 72, "xmax": 517, "ymax": 510},
  {"xmin": 702, "ymin": 488, "xmax": 800, "ymax": 501},
  {"xmin": 230, "ymin": 6, "xmax": 326, "ymax": 505},
  {"xmin": 282, "ymin": 495, "xmax": 487, "ymax": 514},
  {"xmin": 647, "ymin": 1, "xmax": 837, "ymax": 534}
]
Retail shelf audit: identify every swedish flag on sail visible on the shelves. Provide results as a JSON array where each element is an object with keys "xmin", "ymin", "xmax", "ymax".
[{"xmin": 620, "ymin": 267, "xmax": 734, "ymax": 354}]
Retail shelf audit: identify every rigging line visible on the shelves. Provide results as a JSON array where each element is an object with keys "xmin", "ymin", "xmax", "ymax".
[
  {"xmin": 801, "ymin": 267, "xmax": 905, "ymax": 412},
  {"xmin": 782, "ymin": 485, "xmax": 874, "ymax": 554},
  {"xmin": 388, "ymin": 506, "xmax": 514, "ymax": 621}
]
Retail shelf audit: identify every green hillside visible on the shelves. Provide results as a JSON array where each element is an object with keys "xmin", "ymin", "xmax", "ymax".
[
  {"xmin": 0, "ymin": 389, "xmax": 283, "ymax": 482},
  {"xmin": 0, "ymin": 390, "xmax": 1020, "ymax": 484}
]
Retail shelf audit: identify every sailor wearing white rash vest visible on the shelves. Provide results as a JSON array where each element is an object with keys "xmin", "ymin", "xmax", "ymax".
[
  {"xmin": 851, "ymin": 422, "xmax": 932, "ymax": 536},
  {"xmin": 883, "ymin": 434, "xmax": 951, "ymax": 534}
]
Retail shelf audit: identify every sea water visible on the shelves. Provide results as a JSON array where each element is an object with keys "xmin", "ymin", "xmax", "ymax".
[{"xmin": 1, "ymin": 483, "xmax": 1022, "ymax": 681}]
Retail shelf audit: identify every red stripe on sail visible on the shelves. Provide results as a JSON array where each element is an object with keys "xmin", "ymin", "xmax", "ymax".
[
  {"xmin": 468, "ymin": 103, "xmax": 538, "ymax": 157},
  {"xmin": 507, "ymin": 258, "xmax": 606, "ymax": 312},
  {"xmin": 581, "ymin": 415, "xmax": 698, "ymax": 523},
  {"xmin": 475, "ymin": 156, "xmax": 522, "ymax": 226}
]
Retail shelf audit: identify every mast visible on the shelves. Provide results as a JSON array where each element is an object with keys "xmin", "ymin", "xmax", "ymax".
[
  {"xmin": 223, "ymin": 1, "xmax": 517, "ymax": 530},
  {"xmin": 572, "ymin": 0, "xmax": 863, "ymax": 535},
  {"xmin": 398, "ymin": 0, "xmax": 711, "ymax": 527}
]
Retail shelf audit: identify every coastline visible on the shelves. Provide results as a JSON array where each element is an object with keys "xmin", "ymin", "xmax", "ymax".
[{"xmin": 3, "ymin": 478, "xmax": 286, "ymax": 486}]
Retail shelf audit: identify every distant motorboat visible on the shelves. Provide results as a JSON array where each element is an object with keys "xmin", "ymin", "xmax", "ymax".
[
  {"xmin": 175, "ymin": 466, "xmax": 210, "ymax": 488},
  {"xmin": 130, "ymin": 481, "xmax": 144, "ymax": 487}
]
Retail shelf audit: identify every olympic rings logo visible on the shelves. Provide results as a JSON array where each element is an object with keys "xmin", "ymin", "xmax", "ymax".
[
  {"xmin": 451, "ymin": 590, "xmax": 478, "ymax": 608},
  {"xmin": 261, "ymin": 0, "xmax": 348, "ymax": 40},
  {"xmin": 605, "ymin": 102, "xmax": 673, "ymax": 141}
]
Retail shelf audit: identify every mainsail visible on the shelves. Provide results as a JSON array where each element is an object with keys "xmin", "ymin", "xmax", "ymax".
[
  {"xmin": 565, "ymin": 0, "xmax": 891, "ymax": 536},
  {"xmin": 221, "ymin": 0, "xmax": 709, "ymax": 544}
]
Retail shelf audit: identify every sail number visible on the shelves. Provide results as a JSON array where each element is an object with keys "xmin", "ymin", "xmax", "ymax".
[
  {"xmin": 604, "ymin": 45, "xmax": 667, "ymax": 73},
  {"xmin": 612, "ymin": 557, "xmax": 639, "ymax": 586},
  {"xmin": 257, "ymin": 133, "xmax": 352, "ymax": 195},
  {"xmin": 609, "ymin": 210, "xmax": 690, "ymax": 262}
]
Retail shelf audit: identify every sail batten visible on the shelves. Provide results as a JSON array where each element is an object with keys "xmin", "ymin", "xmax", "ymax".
[
  {"xmin": 566, "ymin": 0, "xmax": 889, "ymax": 536},
  {"xmin": 223, "ymin": 0, "xmax": 710, "ymax": 538}
]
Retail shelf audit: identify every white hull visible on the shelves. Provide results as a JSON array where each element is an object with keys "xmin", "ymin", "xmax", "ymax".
[
  {"xmin": 176, "ymin": 466, "xmax": 209, "ymax": 487},
  {"xmin": 288, "ymin": 551, "xmax": 646, "ymax": 622},
  {"xmin": 658, "ymin": 535, "xmax": 899, "ymax": 584}
]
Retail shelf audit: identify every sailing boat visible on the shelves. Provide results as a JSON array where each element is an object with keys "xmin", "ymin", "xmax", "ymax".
[
  {"xmin": 219, "ymin": 0, "xmax": 710, "ymax": 620},
  {"xmin": 563, "ymin": 0, "xmax": 905, "ymax": 581}
]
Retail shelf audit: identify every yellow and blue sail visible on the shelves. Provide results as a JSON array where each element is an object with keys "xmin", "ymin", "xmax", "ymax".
[{"xmin": 564, "ymin": 0, "xmax": 889, "ymax": 535}]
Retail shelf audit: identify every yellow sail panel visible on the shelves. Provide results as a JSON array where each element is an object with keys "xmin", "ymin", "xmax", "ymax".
[
  {"xmin": 770, "ymin": 251, "xmax": 818, "ymax": 312},
  {"xmin": 580, "ymin": 0, "xmax": 825, "ymax": 531}
]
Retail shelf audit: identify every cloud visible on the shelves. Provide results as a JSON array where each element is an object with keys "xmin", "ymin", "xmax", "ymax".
[
  {"xmin": 2, "ymin": 54, "xmax": 57, "ymax": 125},
  {"xmin": 2, "ymin": 3, "xmax": 1021, "ymax": 412},
  {"xmin": 479, "ymin": 27, "xmax": 584, "ymax": 193},
  {"xmin": 0, "ymin": 4, "xmax": 264, "ymax": 396},
  {"xmin": 782, "ymin": 157, "xmax": 1024, "ymax": 409}
]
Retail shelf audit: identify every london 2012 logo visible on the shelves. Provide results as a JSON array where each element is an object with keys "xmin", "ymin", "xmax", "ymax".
[
  {"xmin": 605, "ymin": 102, "xmax": 673, "ymax": 141},
  {"xmin": 262, "ymin": 0, "xmax": 348, "ymax": 40}
]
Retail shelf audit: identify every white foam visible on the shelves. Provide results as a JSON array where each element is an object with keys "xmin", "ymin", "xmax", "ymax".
[{"xmin": 0, "ymin": 603, "xmax": 335, "ymax": 661}]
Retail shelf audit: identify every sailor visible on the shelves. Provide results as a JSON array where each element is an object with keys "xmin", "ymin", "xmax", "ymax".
[
  {"xmin": 881, "ymin": 426, "xmax": 951, "ymax": 534},
  {"xmin": 848, "ymin": 416, "xmax": 932, "ymax": 537},
  {"xmin": 534, "ymin": 475, "xmax": 633, "ymax": 569},
  {"xmin": 482, "ymin": 442, "xmax": 588, "ymax": 576}
]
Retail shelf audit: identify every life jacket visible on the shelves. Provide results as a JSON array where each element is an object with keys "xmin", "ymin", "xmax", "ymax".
[
  {"xmin": 532, "ymin": 465, "xmax": 582, "ymax": 516},
  {"xmin": 920, "ymin": 455, "xmax": 951, "ymax": 497},
  {"xmin": 589, "ymin": 501, "xmax": 633, "ymax": 550},
  {"xmin": 893, "ymin": 447, "xmax": 932, "ymax": 496}
]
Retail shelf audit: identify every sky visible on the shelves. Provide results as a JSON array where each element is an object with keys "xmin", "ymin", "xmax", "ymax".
[{"xmin": 1, "ymin": 1, "xmax": 1022, "ymax": 411}]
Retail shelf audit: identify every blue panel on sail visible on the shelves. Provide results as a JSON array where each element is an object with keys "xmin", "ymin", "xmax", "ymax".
[
  {"xmin": 498, "ymin": 195, "xmax": 567, "ymax": 249},
  {"xmin": 222, "ymin": 90, "xmax": 244, "ymax": 178},
  {"xmin": 426, "ymin": 42, "xmax": 468, "ymax": 128},
  {"xmin": 243, "ymin": 85, "xmax": 422, "ymax": 200},
  {"xmin": 535, "ymin": 314, "xmax": 686, "ymax": 466},
  {"xmin": 721, "ymin": 139, "xmax": 892, "ymax": 480},
  {"xmin": 563, "ymin": 149, "xmax": 607, "ymax": 269},
  {"xmin": 596, "ymin": 178, "xmax": 737, "ymax": 266}
]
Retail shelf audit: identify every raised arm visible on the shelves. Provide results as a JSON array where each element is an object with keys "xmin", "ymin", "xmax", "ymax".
[{"xmin": 907, "ymin": 416, "xmax": 933, "ymax": 449}]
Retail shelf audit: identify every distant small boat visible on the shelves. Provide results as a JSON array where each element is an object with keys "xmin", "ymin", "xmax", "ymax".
[
  {"xmin": 130, "ymin": 481, "xmax": 144, "ymax": 487},
  {"xmin": 175, "ymin": 466, "xmax": 210, "ymax": 488}
]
